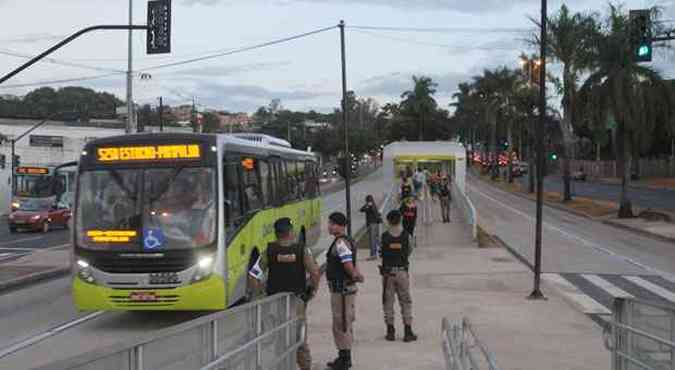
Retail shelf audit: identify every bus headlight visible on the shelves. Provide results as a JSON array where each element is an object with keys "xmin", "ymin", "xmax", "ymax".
[
  {"xmin": 77, "ymin": 259, "xmax": 96, "ymax": 284},
  {"xmin": 192, "ymin": 255, "xmax": 214, "ymax": 283}
]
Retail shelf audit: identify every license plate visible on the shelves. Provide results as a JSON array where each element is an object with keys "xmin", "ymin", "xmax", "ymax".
[{"xmin": 129, "ymin": 292, "xmax": 158, "ymax": 302}]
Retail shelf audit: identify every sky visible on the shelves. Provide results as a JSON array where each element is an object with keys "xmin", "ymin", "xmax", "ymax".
[{"xmin": 0, "ymin": 0, "xmax": 673, "ymax": 114}]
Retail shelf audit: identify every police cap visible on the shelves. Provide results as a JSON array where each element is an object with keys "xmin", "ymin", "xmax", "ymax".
[{"xmin": 274, "ymin": 217, "xmax": 293, "ymax": 234}]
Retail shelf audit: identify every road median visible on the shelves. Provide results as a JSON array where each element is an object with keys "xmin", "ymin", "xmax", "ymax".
[{"xmin": 0, "ymin": 249, "xmax": 71, "ymax": 294}]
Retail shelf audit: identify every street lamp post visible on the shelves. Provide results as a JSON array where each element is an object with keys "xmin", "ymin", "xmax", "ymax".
[{"xmin": 529, "ymin": 0, "xmax": 548, "ymax": 300}]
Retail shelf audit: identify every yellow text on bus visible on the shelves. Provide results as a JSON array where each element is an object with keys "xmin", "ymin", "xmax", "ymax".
[
  {"xmin": 87, "ymin": 230, "xmax": 138, "ymax": 243},
  {"xmin": 96, "ymin": 144, "xmax": 201, "ymax": 162}
]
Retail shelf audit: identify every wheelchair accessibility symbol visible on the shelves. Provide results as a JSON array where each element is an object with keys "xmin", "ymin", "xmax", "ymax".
[{"xmin": 143, "ymin": 229, "xmax": 165, "ymax": 250}]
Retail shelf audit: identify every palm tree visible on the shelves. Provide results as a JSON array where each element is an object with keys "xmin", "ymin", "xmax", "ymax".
[
  {"xmin": 400, "ymin": 76, "xmax": 438, "ymax": 141},
  {"xmin": 473, "ymin": 68, "xmax": 523, "ymax": 181},
  {"xmin": 577, "ymin": 5, "xmax": 675, "ymax": 218},
  {"xmin": 545, "ymin": 5, "xmax": 601, "ymax": 201}
]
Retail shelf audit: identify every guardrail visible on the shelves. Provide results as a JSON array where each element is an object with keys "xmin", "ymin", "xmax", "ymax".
[
  {"xmin": 604, "ymin": 297, "xmax": 675, "ymax": 370},
  {"xmin": 452, "ymin": 182, "xmax": 477, "ymax": 240},
  {"xmin": 36, "ymin": 293, "xmax": 304, "ymax": 370},
  {"xmin": 441, "ymin": 317, "xmax": 501, "ymax": 370}
]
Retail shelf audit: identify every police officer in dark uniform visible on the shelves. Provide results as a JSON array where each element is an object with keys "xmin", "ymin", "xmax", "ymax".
[
  {"xmin": 325, "ymin": 212, "xmax": 364, "ymax": 370},
  {"xmin": 380, "ymin": 209, "xmax": 417, "ymax": 342},
  {"xmin": 249, "ymin": 217, "xmax": 320, "ymax": 370}
]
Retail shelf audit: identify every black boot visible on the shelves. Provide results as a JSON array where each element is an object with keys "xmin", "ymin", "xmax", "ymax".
[
  {"xmin": 386, "ymin": 324, "xmax": 396, "ymax": 341},
  {"xmin": 403, "ymin": 325, "xmax": 418, "ymax": 342},
  {"xmin": 326, "ymin": 350, "xmax": 351, "ymax": 369}
]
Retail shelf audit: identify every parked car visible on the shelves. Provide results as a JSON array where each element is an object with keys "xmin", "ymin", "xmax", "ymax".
[{"xmin": 7, "ymin": 199, "xmax": 71, "ymax": 233}]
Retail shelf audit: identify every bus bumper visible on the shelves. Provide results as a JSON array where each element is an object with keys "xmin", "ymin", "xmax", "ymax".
[{"xmin": 72, "ymin": 275, "xmax": 227, "ymax": 311}]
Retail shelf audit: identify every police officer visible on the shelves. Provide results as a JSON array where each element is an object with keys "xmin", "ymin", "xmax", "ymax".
[
  {"xmin": 325, "ymin": 212, "xmax": 364, "ymax": 370},
  {"xmin": 248, "ymin": 217, "xmax": 320, "ymax": 370},
  {"xmin": 380, "ymin": 209, "xmax": 417, "ymax": 342}
]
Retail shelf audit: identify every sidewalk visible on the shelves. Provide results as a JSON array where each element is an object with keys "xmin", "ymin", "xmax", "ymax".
[
  {"xmin": 306, "ymin": 204, "xmax": 609, "ymax": 370},
  {"xmin": 0, "ymin": 246, "xmax": 70, "ymax": 292}
]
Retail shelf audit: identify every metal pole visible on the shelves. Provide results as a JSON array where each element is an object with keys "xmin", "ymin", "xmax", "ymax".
[
  {"xmin": 127, "ymin": 0, "xmax": 135, "ymax": 134},
  {"xmin": 159, "ymin": 96, "xmax": 164, "ymax": 132},
  {"xmin": 10, "ymin": 140, "xmax": 15, "ymax": 194},
  {"xmin": 339, "ymin": 20, "xmax": 352, "ymax": 236},
  {"xmin": 529, "ymin": 0, "xmax": 547, "ymax": 300}
]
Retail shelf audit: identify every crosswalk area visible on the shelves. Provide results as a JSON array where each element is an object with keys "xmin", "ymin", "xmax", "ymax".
[{"xmin": 543, "ymin": 273, "xmax": 675, "ymax": 327}]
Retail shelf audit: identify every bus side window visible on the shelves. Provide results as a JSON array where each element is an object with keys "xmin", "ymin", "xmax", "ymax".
[
  {"xmin": 297, "ymin": 161, "xmax": 305, "ymax": 198},
  {"xmin": 241, "ymin": 158, "xmax": 263, "ymax": 212},
  {"xmin": 224, "ymin": 162, "xmax": 243, "ymax": 229},
  {"xmin": 272, "ymin": 160, "xmax": 286, "ymax": 205},
  {"xmin": 260, "ymin": 160, "xmax": 275, "ymax": 207}
]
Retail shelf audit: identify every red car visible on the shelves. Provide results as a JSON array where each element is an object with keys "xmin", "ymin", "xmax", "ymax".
[{"xmin": 7, "ymin": 199, "xmax": 71, "ymax": 233}]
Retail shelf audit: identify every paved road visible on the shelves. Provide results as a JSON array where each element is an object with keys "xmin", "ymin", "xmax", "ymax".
[
  {"xmin": 0, "ymin": 225, "xmax": 69, "ymax": 263},
  {"xmin": 469, "ymin": 174, "xmax": 675, "ymax": 325},
  {"xmin": 0, "ymin": 169, "xmax": 387, "ymax": 370},
  {"xmin": 516, "ymin": 175, "xmax": 675, "ymax": 211}
]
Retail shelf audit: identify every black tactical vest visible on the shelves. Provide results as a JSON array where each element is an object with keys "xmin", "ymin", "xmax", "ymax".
[
  {"xmin": 326, "ymin": 236, "xmax": 355, "ymax": 283},
  {"xmin": 380, "ymin": 231, "xmax": 410, "ymax": 268},
  {"xmin": 265, "ymin": 242, "xmax": 306, "ymax": 296}
]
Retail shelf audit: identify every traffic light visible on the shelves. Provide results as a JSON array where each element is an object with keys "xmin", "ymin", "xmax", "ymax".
[
  {"xmin": 12, "ymin": 155, "xmax": 20, "ymax": 168},
  {"xmin": 0, "ymin": 154, "xmax": 5, "ymax": 169},
  {"xmin": 531, "ymin": 60, "xmax": 542, "ymax": 85},
  {"xmin": 336, "ymin": 157, "xmax": 348, "ymax": 178},
  {"xmin": 630, "ymin": 9, "xmax": 652, "ymax": 62},
  {"xmin": 550, "ymin": 153, "xmax": 558, "ymax": 160}
]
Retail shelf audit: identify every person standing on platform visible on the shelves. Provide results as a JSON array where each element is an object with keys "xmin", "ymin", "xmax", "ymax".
[
  {"xmin": 325, "ymin": 212, "xmax": 364, "ymax": 370},
  {"xmin": 400, "ymin": 196, "xmax": 418, "ymax": 246},
  {"xmin": 380, "ymin": 209, "xmax": 418, "ymax": 342},
  {"xmin": 248, "ymin": 217, "xmax": 320, "ymax": 370},
  {"xmin": 360, "ymin": 194, "xmax": 382, "ymax": 261},
  {"xmin": 438, "ymin": 176, "xmax": 452, "ymax": 223}
]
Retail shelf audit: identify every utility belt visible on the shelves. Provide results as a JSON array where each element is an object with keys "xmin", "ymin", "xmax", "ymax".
[
  {"xmin": 379, "ymin": 265, "xmax": 408, "ymax": 275},
  {"xmin": 328, "ymin": 280, "xmax": 357, "ymax": 294}
]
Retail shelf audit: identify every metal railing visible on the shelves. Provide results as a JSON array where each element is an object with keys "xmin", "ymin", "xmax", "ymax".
[
  {"xmin": 451, "ymin": 182, "xmax": 478, "ymax": 240},
  {"xmin": 442, "ymin": 317, "xmax": 501, "ymax": 370},
  {"xmin": 604, "ymin": 297, "xmax": 675, "ymax": 370},
  {"xmin": 35, "ymin": 293, "xmax": 304, "ymax": 370}
]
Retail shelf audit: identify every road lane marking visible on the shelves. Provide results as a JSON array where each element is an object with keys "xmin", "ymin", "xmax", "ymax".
[
  {"xmin": 542, "ymin": 273, "xmax": 611, "ymax": 314},
  {"xmin": 625, "ymin": 276, "xmax": 675, "ymax": 303},
  {"xmin": 0, "ymin": 236, "xmax": 44, "ymax": 246},
  {"xmin": 581, "ymin": 274, "xmax": 634, "ymax": 298},
  {"xmin": 469, "ymin": 183, "xmax": 675, "ymax": 283},
  {"xmin": 0, "ymin": 311, "xmax": 105, "ymax": 359}
]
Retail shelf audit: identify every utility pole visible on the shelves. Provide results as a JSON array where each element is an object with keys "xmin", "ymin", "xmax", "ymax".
[
  {"xmin": 339, "ymin": 20, "xmax": 352, "ymax": 237},
  {"xmin": 158, "ymin": 96, "xmax": 164, "ymax": 132},
  {"xmin": 126, "ymin": 0, "xmax": 135, "ymax": 134},
  {"xmin": 529, "ymin": 0, "xmax": 547, "ymax": 300}
]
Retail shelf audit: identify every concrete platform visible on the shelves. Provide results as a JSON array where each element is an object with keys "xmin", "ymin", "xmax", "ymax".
[
  {"xmin": 0, "ymin": 247, "xmax": 70, "ymax": 293},
  {"xmin": 305, "ymin": 203, "xmax": 610, "ymax": 370}
]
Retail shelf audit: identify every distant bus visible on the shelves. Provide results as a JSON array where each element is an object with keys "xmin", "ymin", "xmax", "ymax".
[
  {"xmin": 72, "ymin": 133, "xmax": 321, "ymax": 310},
  {"xmin": 11, "ymin": 162, "xmax": 77, "ymax": 212}
]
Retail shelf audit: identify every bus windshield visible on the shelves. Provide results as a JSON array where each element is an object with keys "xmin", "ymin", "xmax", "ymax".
[
  {"xmin": 14, "ymin": 174, "xmax": 53, "ymax": 197},
  {"xmin": 76, "ymin": 166, "xmax": 216, "ymax": 250}
]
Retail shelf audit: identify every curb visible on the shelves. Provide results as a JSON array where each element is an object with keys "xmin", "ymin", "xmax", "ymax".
[
  {"xmin": 489, "ymin": 233, "xmax": 534, "ymax": 271},
  {"xmin": 0, "ymin": 266, "xmax": 71, "ymax": 294},
  {"xmin": 601, "ymin": 219, "xmax": 675, "ymax": 244}
]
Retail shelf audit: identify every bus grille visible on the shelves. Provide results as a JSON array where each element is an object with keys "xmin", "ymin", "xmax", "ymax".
[
  {"xmin": 94, "ymin": 258, "xmax": 194, "ymax": 273},
  {"xmin": 108, "ymin": 294, "xmax": 180, "ymax": 308}
]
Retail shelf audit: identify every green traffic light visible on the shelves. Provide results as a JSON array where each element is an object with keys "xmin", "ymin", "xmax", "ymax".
[
  {"xmin": 638, "ymin": 45, "xmax": 650, "ymax": 56},
  {"xmin": 551, "ymin": 153, "xmax": 558, "ymax": 160}
]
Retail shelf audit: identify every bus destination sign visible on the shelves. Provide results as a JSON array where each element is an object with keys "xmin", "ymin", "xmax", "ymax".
[
  {"xmin": 16, "ymin": 167, "xmax": 49, "ymax": 175},
  {"xmin": 96, "ymin": 144, "xmax": 201, "ymax": 162}
]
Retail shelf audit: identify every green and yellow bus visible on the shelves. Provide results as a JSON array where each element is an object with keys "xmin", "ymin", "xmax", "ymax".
[{"xmin": 72, "ymin": 133, "xmax": 321, "ymax": 310}]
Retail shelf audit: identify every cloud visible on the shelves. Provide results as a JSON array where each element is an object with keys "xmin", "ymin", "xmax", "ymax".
[
  {"xmin": 172, "ymin": 61, "xmax": 292, "ymax": 77},
  {"xmin": 358, "ymin": 71, "xmax": 471, "ymax": 97}
]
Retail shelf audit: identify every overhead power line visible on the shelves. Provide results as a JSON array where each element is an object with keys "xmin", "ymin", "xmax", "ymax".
[
  {"xmin": 138, "ymin": 25, "xmax": 337, "ymax": 72},
  {"xmin": 348, "ymin": 25, "xmax": 530, "ymax": 33},
  {"xmin": 0, "ymin": 49, "xmax": 124, "ymax": 73},
  {"xmin": 351, "ymin": 29, "xmax": 518, "ymax": 51},
  {"xmin": 0, "ymin": 25, "xmax": 338, "ymax": 89}
]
